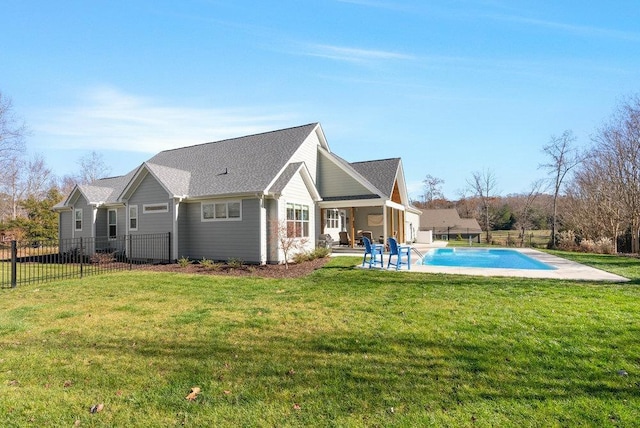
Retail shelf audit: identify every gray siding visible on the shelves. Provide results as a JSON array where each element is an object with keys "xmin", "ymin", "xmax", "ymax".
[
  {"xmin": 318, "ymin": 154, "xmax": 372, "ymax": 198},
  {"xmin": 177, "ymin": 202, "xmax": 190, "ymax": 259},
  {"xmin": 181, "ymin": 199, "xmax": 262, "ymax": 263},
  {"xmin": 128, "ymin": 173, "xmax": 173, "ymax": 235},
  {"xmin": 59, "ymin": 211, "xmax": 72, "ymax": 240},
  {"xmin": 72, "ymin": 195, "xmax": 94, "ymax": 240}
]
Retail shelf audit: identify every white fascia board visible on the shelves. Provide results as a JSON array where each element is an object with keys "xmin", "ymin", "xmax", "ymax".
[
  {"xmin": 118, "ymin": 162, "xmax": 178, "ymax": 202},
  {"xmin": 298, "ymin": 163, "xmax": 322, "ymax": 201},
  {"xmin": 313, "ymin": 123, "xmax": 330, "ymax": 151},
  {"xmin": 394, "ymin": 160, "xmax": 411, "ymax": 206}
]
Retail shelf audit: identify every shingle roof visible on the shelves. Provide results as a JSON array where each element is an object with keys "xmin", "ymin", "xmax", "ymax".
[
  {"xmin": 77, "ymin": 172, "xmax": 136, "ymax": 204},
  {"xmin": 350, "ymin": 158, "xmax": 400, "ymax": 198},
  {"xmin": 146, "ymin": 123, "xmax": 319, "ymax": 198},
  {"xmin": 268, "ymin": 162, "xmax": 304, "ymax": 195}
]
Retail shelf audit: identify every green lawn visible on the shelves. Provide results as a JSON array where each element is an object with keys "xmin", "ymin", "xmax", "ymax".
[{"xmin": 1, "ymin": 256, "xmax": 639, "ymax": 426}]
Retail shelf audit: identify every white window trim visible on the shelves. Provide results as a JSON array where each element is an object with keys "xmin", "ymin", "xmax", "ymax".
[
  {"xmin": 325, "ymin": 208, "xmax": 340, "ymax": 229},
  {"xmin": 108, "ymin": 209, "xmax": 117, "ymax": 239},
  {"xmin": 74, "ymin": 208, "xmax": 83, "ymax": 231},
  {"xmin": 286, "ymin": 202, "xmax": 310, "ymax": 238},
  {"xmin": 129, "ymin": 205, "xmax": 138, "ymax": 231},
  {"xmin": 143, "ymin": 203, "xmax": 169, "ymax": 214},
  {"xmin": 201, "ymin": 200, "xmax": 242, "ymax": 222}
]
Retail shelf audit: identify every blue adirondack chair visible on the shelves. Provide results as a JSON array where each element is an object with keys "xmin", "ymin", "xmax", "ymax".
[
  {"xmin": 362, "ymin": 236, "xmax": 384, "ymax": 268},
  {"xmin": 387, "ymin": 237, "xmax": 411, "ymax": 270}
]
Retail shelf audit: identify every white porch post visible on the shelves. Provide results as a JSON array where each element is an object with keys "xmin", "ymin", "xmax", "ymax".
[
  {"xmin": 172, "ymin": 198, "xmax": 180, "ymax": 261},
  {"xmin": 383, "ymin": 205, "xmax": 388, "ymax": 244}
]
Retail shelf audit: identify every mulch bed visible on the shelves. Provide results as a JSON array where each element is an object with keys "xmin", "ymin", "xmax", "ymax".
[{"xmin": 140, "ymin": 256, "xmax": 331, "ymax": 279}]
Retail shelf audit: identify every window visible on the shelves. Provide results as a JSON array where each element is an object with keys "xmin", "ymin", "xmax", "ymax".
[
  {"xmin": 108, "ymin": 209, "xmax": 117, "ymax": 239},
  {"xmin": 143, "ymin": 203, "xmax": 168, "ymax": 214},
  {"xmin": 74, "ymin": 208, "xmax": 83, "ymax": 231},
  {"xmin": 129, "ymin": 205, "xmax": 138, "ymax": 231},
  {"xmin": 287, "ymin": 203, "xmax": 309, "ymax": 238},
  {"xmin": 325, "ymin": 209, "xmax": 339, "ymax": 229},
  {"xmin": 201, "ymin": 200, "xmax": 242, "ymax": 221}
]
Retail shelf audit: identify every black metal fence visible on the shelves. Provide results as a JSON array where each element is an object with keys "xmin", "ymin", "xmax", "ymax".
[{"xmin": 0, "ymin": 233, "xmax": 171, "ymax": 288}]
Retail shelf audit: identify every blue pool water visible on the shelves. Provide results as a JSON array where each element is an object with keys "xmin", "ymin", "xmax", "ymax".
[{"xmin": 420, "ymin": 248, "xmax": 556, "ymax": 270}]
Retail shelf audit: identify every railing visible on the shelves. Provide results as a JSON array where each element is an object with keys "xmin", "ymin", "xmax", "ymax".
[{"xmin": 0, "ymin": 233, "xmax": 171, "ymax": 288}]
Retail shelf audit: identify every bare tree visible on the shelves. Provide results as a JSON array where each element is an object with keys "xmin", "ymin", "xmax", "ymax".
[
  {"xmin": 540, "ymin": 130, "xmax": 582, "ymax": 248},
  {"xmin": 77, "ymin": 151, "xmax": 112, "ymax": 184},
  {"xmin": 590, "ymin": 96, "xmax": 640, "ymax": 252},
  {"xmin": 0, "ymin": 91, "xmax": 26, "ymax": 169},
  {"xmin": 0, "ymin": 154, "xmax": 55, "ymax": 220},
  {"xmin": 422, "ymin": 174, "xmax": 445, "ymax": 204},
  {"xmin": 512, "ymin": 179, "xmax": 546, "ymax": 247},
  {"xmin": 565, "ymin": 154, "xmax": 625, "ymax": 252},
  {"xmin": 270, "ymin": 219, "xmax": 309, "ymax": 269},
  {"xmin": 467, "ymin": 169, "xmax": 498, "ymax": 243}
]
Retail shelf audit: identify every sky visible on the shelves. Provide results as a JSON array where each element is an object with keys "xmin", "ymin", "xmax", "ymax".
[{"xmin": 1, "ymin": 0, "xmax": 639, "ymax": 200}]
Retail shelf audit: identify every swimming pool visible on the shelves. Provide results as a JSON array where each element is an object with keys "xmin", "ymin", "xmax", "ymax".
[{"xmin": 420, "ymin": 248, "xmax": 556, "ymax": 270}]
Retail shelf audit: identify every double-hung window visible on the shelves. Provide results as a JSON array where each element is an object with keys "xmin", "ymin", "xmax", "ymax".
[
  {"xmin": 108, "ymin": 209, "xmax": 117, "ymax": 239},
  {"xmin": 287, "ymin": 203, "xmax": 309, "ymax": 238},
  {"xmin": 74, "ymin": 208, "xmax": 83, "ymax": 231},
  {"xmin": 129, "ymin": 205, "xmax": 138, "ymax": 231},
  {"xmin": 201, "ymin": 200, "xmax": 242, "ymax": 221}
]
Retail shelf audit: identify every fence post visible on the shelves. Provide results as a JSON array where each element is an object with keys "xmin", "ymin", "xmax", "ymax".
[
  {"xmin": 11, "ymin": 240, "xmax": 17, "ymax": 288},
  {"xmin": 167, "ymin": 232, "xmax": 172, "ymax": 263},
  {"xmin": 128, "ymin": 235, "xmax": 132, "ymax": 270},
  {"xmin": 79, "ymin": 237, "xmax": 84, "ymax": 279}
]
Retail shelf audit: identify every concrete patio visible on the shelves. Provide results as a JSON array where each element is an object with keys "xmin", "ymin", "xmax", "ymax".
[{"xmin": 335, "ymin": 241, "xmax": 629, "ymax": 282}]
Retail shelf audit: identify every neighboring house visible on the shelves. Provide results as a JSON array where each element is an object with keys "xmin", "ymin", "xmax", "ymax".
[
  {"xmin": 54, "ymin": 123, "xmax": 420, "ymax": 264},
  {"xmin": 419, "ymin": 208, "xmax": 482, "ymax": 242}
]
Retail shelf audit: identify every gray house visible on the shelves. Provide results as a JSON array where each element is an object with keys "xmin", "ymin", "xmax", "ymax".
[{"xmin": 54, "ymin": 123, "xmax": 420, "ymax": 264}]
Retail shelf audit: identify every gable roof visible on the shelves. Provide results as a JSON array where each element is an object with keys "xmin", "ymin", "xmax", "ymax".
[
  {"xmin": 142, "ymin": 123, "xmax": 320, "ymax": 198},
  {"xmin": 350, "ymin": 158, "xmax": 401, "ymax": 198},
  {"xmin": 54, "ymin": 172, "xmax": 135, "ymax": 210},
  {"xmin": 267, "ymin": 162, "xmax": 321, "ymax": 201}
]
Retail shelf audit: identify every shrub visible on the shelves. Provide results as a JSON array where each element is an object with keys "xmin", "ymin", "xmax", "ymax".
[
  {"xmin": 579, "ymin": 239, "xmax": 596, "ymax": 253},
  {"xmin": 227, "ymin": 258, "xmax": 243, "ymax": 269},
  {"xmin": 198, "ymin": 258, "xmax": 220, "ymax": 270},
  {"xmin": 557, "ymin": 230, "xmax": 578, "ymax": 251},
  {"xmin": 292, "ymin": 247, "xmax": 331, "ymax": 264},
  {"xmin": 292, "ymin": 252, "xmax": 311, "ymax": 264},
  {"xmin": 595, "ymin": 237, "xmax": 615, "ymax": 254},
  {"xmin": 178, "ymin": 256, "xmax": 191, "ymax": 268},
  {"xmin": 311, "ymin": 247, "xmax": 331, "ymax": 259}
]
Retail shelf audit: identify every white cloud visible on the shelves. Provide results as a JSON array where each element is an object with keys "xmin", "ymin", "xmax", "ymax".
[
  {"xmin": 32, "ymin": 86, "xmax": 298, "ymax": 153},
  {"xmin": 302, "ymin": 43, "xmax": 415, "ymax": 63}
]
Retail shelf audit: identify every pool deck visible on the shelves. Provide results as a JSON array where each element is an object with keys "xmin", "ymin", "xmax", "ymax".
[{"xmin": 338, "ymin": 242, "xmax": 629, "ymax": 282}]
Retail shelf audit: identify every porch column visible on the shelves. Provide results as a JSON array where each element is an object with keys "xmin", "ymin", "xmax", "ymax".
[
  {"xmin": 383, "ymin": 206, "xmax": 388, "ymax": 244},
  {"xmin": 350, "ymin": 207, "xmax": 356, "ymax": 248}
]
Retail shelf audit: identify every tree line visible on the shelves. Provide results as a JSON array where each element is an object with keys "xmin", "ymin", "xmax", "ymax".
[
  {"xmin": 416, "ymin": 94, "xmax": 640, "ymax": 254},
  {"xmin": 0, "ymin": 91, "xmax": 111, "ymax": 242}
]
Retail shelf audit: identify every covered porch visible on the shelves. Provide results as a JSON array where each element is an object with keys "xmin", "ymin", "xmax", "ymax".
[{"xmin": 319, "ymin": 199, "xmax": 408, "ymax": 248}]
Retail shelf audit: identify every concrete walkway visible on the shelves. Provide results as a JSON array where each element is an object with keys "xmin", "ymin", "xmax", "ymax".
[{"xmin": 336, "ymin": 242, "xmax": 629, "ymax": 282}]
